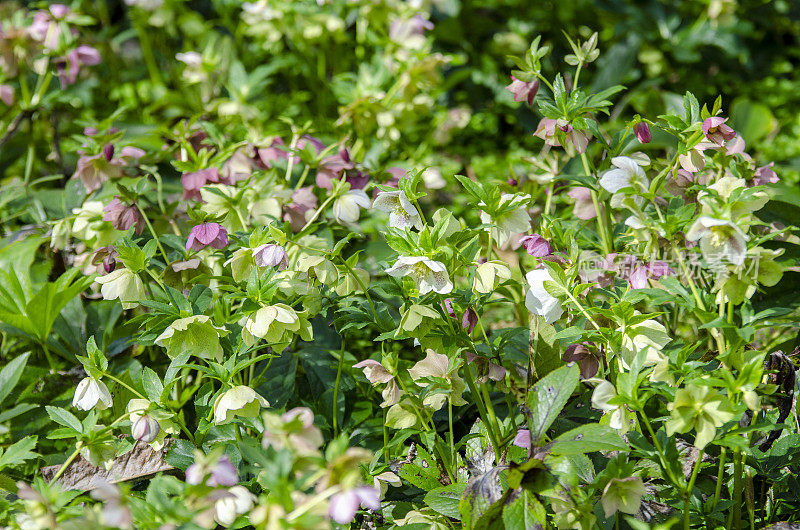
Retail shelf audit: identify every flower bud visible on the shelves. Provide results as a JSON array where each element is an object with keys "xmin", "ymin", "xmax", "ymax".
[
  {"xmin": 103, "ymin": 255, "xmax": 116, "ymax": 274},
  {"xmin": 131, "ymin": 415, "xmax": 160, "ymax": 443},
  {"xmin": 103, "ymin": 143, "xmax": 115, "ymax": 161},
  {"xmin": 633, "ymin": 122, "xmax": 651, "ymax": 144}
]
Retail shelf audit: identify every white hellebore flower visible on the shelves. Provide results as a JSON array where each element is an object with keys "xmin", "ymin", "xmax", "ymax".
[
  {"xmin": 619, "ymin": 317, "xmax": 672, "ymax": 368},
  {"xmin": 95, "ymin": 268, "xmax": 146, "ymax": 309},
  {"xmin": 213, "ymin": 385, "xmax": 269, "ymax": 425},
  {"xmin": 73, "ymin": 377, "xmax": 113, "ymax": 411},
  {"xmin": 686, "ymin": 216, "xmax": 749, "ymax": 266},
  {"xmin": 333, "ymin": 189, "xmax": 371, "ymax": 224},
  {"xmin": 372, "ymin": 190, "xmax": 423, "ymax": 230},
  {"xmin": 591, "ymin": 380, "xmax": 625, "ymax": 430},
  {"xmin": 479, "ymin": 193, "xmax": 531, "ymax": 247},
  {"xmin": 385, "ymin": 256, "xmax": 452, "ymax": 295},
  {"xmin": 524, "ymin": 269, "xmax": 563, "ymax": 324},
  {"xmin": 598, "ymin": 156, "xmax": 649, "ymax": 194},
  {"xmin": 215, "ymin": 485, "xmax": 255, "ymax": 526}
]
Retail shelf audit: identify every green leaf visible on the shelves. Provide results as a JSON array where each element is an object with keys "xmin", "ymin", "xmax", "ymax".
[
  {"xmin": 141, "ymin": 367, "xmax": 164, "ymax": 403},
  {"xmin": 425, "ymin": 483, "xmax": 466, "ymax": 520},
  {"xmin": 45, "ymin": 406, "xmax": 83, "ymax": 434},
  {"xmin": 550, "ymin": 424, "xmax": 628, "ymax": 455},
  {"xmin": 502, "ymin": 489, "xmax": 546, "ymax": 530},
  {"xmin": 0, "ymin": 436, "xmax": 38, "ymax": 469},
  {"xmin": 0, "ymin": 352, "xmax": 30, "ymax": 406},
  {"xmin": 455, "ymin": 174, "xmax": 486, "ymax": 203},
  {"xmin": 526, "ymin": 364, "xmax": 579, "ymax": 446}
]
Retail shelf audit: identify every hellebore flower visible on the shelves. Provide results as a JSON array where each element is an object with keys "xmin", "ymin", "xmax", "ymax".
[
  {"xmin": 753, "ymin": 162, "xmax": 778, "ymax": 186},
  {"xmin": 181, "ymin": 168, "xmax": 221, "ymax": 201},
  {"xmin": 562, "ymin": 343, "xmax": 599, "ymax": 379},
  {"xmin": 131, "ymin": 415, "xmax": 159, "ymax": 443},
  {"xmin": 353, "ymin": 359, "xmax": 399, "ymax": 407},
  {"xmin": 253, "ymin": 244, "xmax": 288, "ymax": 270},
  {"xmin": 262, "ymin": 407, "xmax": 324, "ymax": 455},
  {"xmin": 329, "ymin": 487, "xmax": 381, "ymax": 525},
  {"xmin": 385, "ymin": 256, "xmax": 453, "ymax": 295},
  {"xmin": 686, "ymin": 216, "xmax": 749, "ymax": 266},
  {"xmin": 256, "ymin": 137, "xmax": 287, "ymax": 168},
  {"xmin": 73, "ymin": 377, "xmax": 113, "ymax": 411},
  {"xmin": 479, "ymin": 193, "xmax": 531, "ymax": 247},
  {"xmin": 524, "ymin": 269, "xmax": 563, "ymax": 324},
  {"xmin": 215, "ymin": 486, "xmax": 255, "ymax": 526},
  {"xmin": 95, "ymin": 267, "xmax": 146, "ymax": 309},
  {"xmin": 462, "ymin": 308, "xmax": 478, "ymax": 334},
  {"xmin": 92, "ymin": 245, "xmax": 118, "ymax": 274},
  {"xmin": 702, "ymin": 116, "xmax": 736, "ymax": 145},
  {"xmin": 213, "ymin": 385, "xmax": 269, "ymax": 425},
  {"xmin": 505, "ymin": 76, "xmax": 539, "ymax": 105},
  {"xmin": 408, "ymin": 349, "xmax": 467, "ymax": 409},
  {"xmin": 422, "ymin": 167, "xmax": 446, "ymax": 190},
  {"xmin": 56, "ymin": 45, "xmax": 101, "ymax": 87},
  {"xmin": 601, "ymin": 477, "xmax": 646, "ymax": 518},
  {"xmin": 534, "ymin": 118, "xmax": 561, "ymax": 147},
  {"xmin": 102, "ymin": 197, "xmax": 144, "ymax": 234},
  {"xmin": 599, "ymin": 156, "xmax": 649, "ymax": 195},
  {"xmin": 465, "ymin": 352, "xmax": 506, "ymax": 383},
  {"xmin": 283, "ymin": 186, "xmax": 318, "ymax": 232},
  {"xmin": 633, "ymin": 122, "xmax": 651, "ymax": 144},
  {"xmin": 372, "ymin": 190, "xmax": 423, "ymax": 230},
  {"xmin": 591, "ymin": 380, "xmax": 626, "ymax": 430},
  {"xmin": 512, "ymin": 429, "xmax": 531, "ymax": 450},
  {"xmin": 519, "ymin": 234, "xmax": 553, "ymax": 257},
  {"xmin": 0, "ymin": 84, "xmax": 14, "ymax": 106},
  {"xmin": 186, "ymin": 454, "xmax": 239, "ymax": 487},
  {"xmin": 666, "ymin": 385, "xmax": 736, "ymax": 449},
  {"xmin": 619, "ymin": 317, "xmax": 672, "ymax": 368},
  {"xmin": 241, "ymin": 304, "xmax": 312, "ymax": 347},
  {"xmin": 154, "ymin": 315, "xmax": 228, "ymax": 361},
  {"xmin": 316, "ymin": 149, "xmax": 355, "ymax": 189},
  {"xmin": 186, "ymin": 222, "xmax": 228, "ymax": 251},
  {"xmin": 567, "ymin": 187, "xmax": 598, "ymax": 220},
  {"xmin": 333, "ymin": 189, "xmax": 371, "ymax": 224}
]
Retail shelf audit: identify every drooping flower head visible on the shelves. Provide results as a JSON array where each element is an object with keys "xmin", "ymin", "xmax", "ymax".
[
  {"xmin": 253, "ymin": 244, "xmax": 288, "ymax": 270},
  {"xmin": 333, "ymin": 190, "xmax": 371, "ymax": 224},
  {"xmin": 519, "ymin": 234, "xmax": 553, "ymax": 257},
  {"xmin": 329, "ymin": 487, "xmax": 380, "ymax": 525},
  {"xmin": 599, "ymin": 156, "xmax": 649, "ymax": 196},
  {"xmin": 524, "ymin": 268, "xmax": 563, "ymax": 324},
  {"xmin": 213, "ymin": 385, "xmax": 269, "ymax": 425},
  {"xmin": 181, "ymin": 168, "xmax": 221, "ymax": 201},
  {"xmin": 505, "ymin": 76, "xmax": 539, "ymax": 105},
  {"xmin": 73, "ymin": 377, "xmax": 113, "ymax": 411},
  {"xmin": 385, "ymin": 256, "xmax": 453, "ymax": 295},
  {"xmin": 633, "ymin": 122, "xmax": 651, "ymax": 144},
  {"xmin": 686, "ymin": 216, "xmax": 749, "ymax": 266},
  {"xmin": 702, "ymin": 116, "xmax": 736, "ymax": 145},
  {"xmin": 102, "ymin": 197, "xmax": 144, "ymax": 234},
  {"xmin": 186, "ymin": 222, "xmax": 228, "ymax": 252},
  {"xmin": 372, "ymin": 190, "xmax": 423, "ymax": 230},
  {"xmin": 185, "ymin": 453, "xmax": 239, "ymax": 487}
]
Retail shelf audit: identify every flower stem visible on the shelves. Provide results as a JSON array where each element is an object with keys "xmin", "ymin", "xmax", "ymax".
[
  {"xmin": 48, "ymin": 443, "xmax": 82, "ymax": 486},
  {"xmin": 684, "ymin": 448, "xmax": 704, "ymax": 530},
  {"xmin": 332, "ymin": 340, "xmax": 345, "ymax": 437},
  {"xmin": 137, "ymin": 204, "xmax": 170, "ymax": 267},
  {"xmin": 733, "ymin": 448, "xmax": 743, "ymax": 530},
  {"xmin": 103, "ymin": 372, "xmax": 147, "ymax": 400},
  {"xmin": 712, "ymin": 447, "xmax": 726, "ymax": 510},
  {"xmin": 463, "ymin": 358, "xmax": 502, "ymax": 463}
]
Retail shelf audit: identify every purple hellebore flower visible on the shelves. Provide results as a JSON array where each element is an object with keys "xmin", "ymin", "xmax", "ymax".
[
  {"xmin": 505, "ymin": 76, "xmax": 539, "ymax": 105},
  {"xmin": 186, "ymin": 223, "xmax": 228, "ymax": 252},
  {"xmin": 329, "ymin": 486, "xmax": 380, "ymax": 525},
  {"xmin": 462, "ymin": 308, "xmax": 478, "ymax": 335},
  {"xmin": 316, "ymin": 149, "xmax": 355, "ymax": 189},
  {"xmin": 628, "ymin": 264, "xmax": 649, "ymax": 290},
  {"xmin": 346, "ymin": 171, "xmax": 370, "ymax": 190},
  {"xmin": 181, "ymin": 168, "xmax": 221, "ymax": 201},
  {"xmin": 519, "ymin": 234, "xmax": 553, "ymax": 257},
  {"xmin": 534, "ymin": 118, "xmax": 561, "ymax": 147},
  {"xmin": 283, "ymin": 186, "xmax": 318, "ymax": 232},
  {"xmin": 753, "ymin": 162, "xmax": 778, "ymax": 186},
  {"xmin": 702, "ymin": 117, "xmax": 736, "ymax": 145},
  {"xmin": 465, "ymin": 352, "xmax": 506, "ymax": 383},
  {"xmin": 102, "ymin": 143, "xmax": 115, "ymax": 161},
  {"xmin": 56, "ymin": 45, "xmax": 102, "ymax": 87},
  {"xmin": 186, "ymin": 454, "xmax": 239, "ymax": 487},
  {"xmin": 253, "ymin": 244, "xmax": 288, "ymax": 270},
  {"xmin": 102, "ymin": 196, "xmax": 144, "ymax": 234},
  {"xmin": 256, "ymin": 137, "xmax": 287, "ymax": 168},
  {"xmin": 633, "ymin": 122, "xmax": 651, "ymax": 144},
  {"xmin": 562, "ymin": 343, "xmax": 599, "ymax": 379},
  {"xmin": 92, "ymin": 245, "xmax": 118, "ymax": 274},
  {"xmin": 49, "ymin": 4, "xmax": 70, "ymax": 18},
  {"xmin": 507, "ymin": 177, "xmax": 518, "ymax": 186},
  {"xmin": 443, "ymin": 298, "xmax": 456, "ymax": 318}
]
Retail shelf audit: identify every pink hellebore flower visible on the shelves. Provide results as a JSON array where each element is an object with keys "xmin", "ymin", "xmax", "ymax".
[
  {"xmin": 102, "ymin": 197, "xmax": 144, "ymax": 234},
  {"xmin": 256, "ymin": 137, "xmax": 288, "ymax": 168},
  {"xmin": 283, "ymin": 186, "xmax": 318, "ymax": 232},
  {"xmin": 0, "ymin": 84, "xmax": 13, "ymax": 106},
  {"xmin": 702, "ymin": 117, "xmax": 736, "ymax": 146},
  {"xmin": 512, "ymin": 429, "xmax": 531, "ymax": 450},
  {"xmin": 753, "ymin": 162, "xmax": 778, "ymax": 186},
  {"xmin": 465, "ymin": 352, "xmax": 506, "ymax": 383},
  {"xmin": 505, "ymin": 76, "xmax": 539, "ymax": 105},
  {"xmin": 253, "ymin": 244, "xmax": 288, "ymax": 270},
  {"xmin": 634, "ymin": 122, "xmax": 651, "ymax": 144},
  {"xmin": 519, "ymin": 234, "xmax": 553, "ymax": 257},
  {"xmin": 534, "ymin": 118, "xmax": 561, "ymax": 147},
  {"xmin": 329, "ymin": 487, "xmax": 380, "ymax": 525},
  {"xmin": 186, "ymin": 223, "xmax": 228, "ymax": 252},
  {"xmin": 57, "ymin": 45, "xmax": 101, "ymax": 87},
  {"xmin": 185, "ymin": 454, "xmax": 238, "ymax": 487},
  {"xmin": 567, "ymin": 187, "xmax": 598, "ymax": 220},
  {"xmin": 316, "ymin": 148, "xmax": 355, "ymax": 189},
  {"xmin": 560, "ymin": 123, "xmax": 590, "ymax": 154},
  {"xmin": 181, "ymin": 168, "xmax": 221, "ymax": 201},
  {"xmin": 443, "ymin": 298, "xmax": 456, "ymax": 318}
]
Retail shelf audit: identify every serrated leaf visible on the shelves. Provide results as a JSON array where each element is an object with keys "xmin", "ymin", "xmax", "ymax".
[
  {"xmin": 425, "ymin": 483, "xmax": 466, "ymax": 520},
  {"xmin": 549, "ymin": 424, "xmax": 628, "ymax": 455},
  {"xmin": 526, "ymin": 364, "xmax": 579, "ymax": 447},
  {"xmin": 45, "ymin": 406, "xmax": 83, "ymax": 434}
]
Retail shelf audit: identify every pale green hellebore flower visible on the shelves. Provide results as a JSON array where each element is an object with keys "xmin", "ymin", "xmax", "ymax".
[
  {"xmin": 666, "ymin": 384, "xmax": 736, "ymax": 449},
  {"xmin": 154, "ymin": 315, "xmax": 229, "ymax": 361},
  {"xmin": 601, "ymin": 476, "xmax": 646, "ymax": 518},
  {"xmin": 95, "ymin": 268, "xmax": 146, "ymax": 309},
  {"xmin": 213, "ymin": 385, "xmax": 269, "ymax": 425}
]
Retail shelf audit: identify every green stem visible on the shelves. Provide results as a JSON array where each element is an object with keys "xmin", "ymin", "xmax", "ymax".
[
  {"xmin": 712, "ymin": 447, "xmax": 727, "ymax": 510},
  {"xmin": 463, "ymin": 359, "xmax": 502, "ymax": 463},
  {"xmin": 733, "ymin": 448, "xmax": 743, "ymax": 530},
  {"xmin": 684, "ymin": 448, "xmax": 705, "ymax": 530},
  {"xmin": 132, "ymin": 13, "xmax": 163, "ymax": 86},
  {"xmin": 48, "ymin": 443, "xmax": 82, "ymax": 485},
  {"xmin": 136, "ymin": 204, "xmax": 170, "ymax": 267},
  {"xmin": 580, "ymin": 153, "xmax": 613, "ymax": 255},
  {"xmin": 448, "ymin": 396, "xmax": 455, "ymax": 467},
  {"xmin": 103, "ymin": 372, "xmax": 147, "ymax": 400}
]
